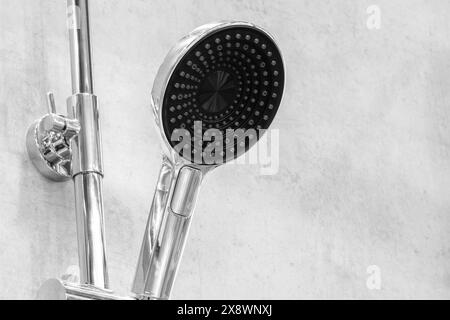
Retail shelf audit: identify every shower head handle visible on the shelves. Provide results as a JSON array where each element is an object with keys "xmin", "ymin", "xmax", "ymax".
[{"xmin": 132, "ymin": 159, "xmax": 214, "ymax": 299}]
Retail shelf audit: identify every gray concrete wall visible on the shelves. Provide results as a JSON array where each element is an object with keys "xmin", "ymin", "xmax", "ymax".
[{"xmin": 1, "ymin": 0, "xmax": 449, "ymax": 299}]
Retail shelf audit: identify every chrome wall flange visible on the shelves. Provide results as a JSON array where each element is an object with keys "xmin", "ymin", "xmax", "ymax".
[{"xmin": 26, "ymin": 92, "xmax": 80, "ymax": 182}]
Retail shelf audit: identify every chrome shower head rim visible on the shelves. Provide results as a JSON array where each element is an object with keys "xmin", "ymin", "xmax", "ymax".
[{"xmin": 151, "ymin": 20, "xmax": 285, "ymax": 167}]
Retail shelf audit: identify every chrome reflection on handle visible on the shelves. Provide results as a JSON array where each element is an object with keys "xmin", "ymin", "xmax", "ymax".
[
  {"xmin": 170, "ymin": 167, "xmax": 202, "ymax": 217},
  {"xmin": 133, "ymin": 164, "xmax": 203, "ymax": 300},
  {"xmin": 143, "ymin": 210, "xmax": 193, "ymax": 300},
  {"xmin": 132, "ymin": 158, "xmax": 174, "ymax": 295}
]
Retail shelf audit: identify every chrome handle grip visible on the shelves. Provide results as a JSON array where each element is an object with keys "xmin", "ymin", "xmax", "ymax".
[
  {"xmin": 132, "ymin": 161, "xmax": 203, "ymax": 300},
  {"xmin": 132, "ymin": 158, "xmax": 175, "ymax": 295},
  {"xmin": 143, "ymin": 165, "xmax": 202, "ymax": 300},
  {"xmin": 143, "ymin": 209, "xmax": 193, "ymax": 299},
  {"xmin": 169, "ymin": 167, "xmax": 202, "ymax": 217}
]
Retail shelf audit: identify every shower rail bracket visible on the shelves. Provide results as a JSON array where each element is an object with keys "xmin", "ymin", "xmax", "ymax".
[
  {"xmin": 26, "ymin": 92, "xmax": 81, "ymax": 182},
  {"xmin": 28, "ymin": 0, "xmax": 110, "ymax": 298}
]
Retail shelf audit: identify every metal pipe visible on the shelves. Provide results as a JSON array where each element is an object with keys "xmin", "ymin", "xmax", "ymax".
[
  {"xmin": 67, "ymin": 0, "xmax": 93, "ymax": 94},
  {"xmin": 66, "ymin": 0, "xmax": 109, "ymax": 290}
]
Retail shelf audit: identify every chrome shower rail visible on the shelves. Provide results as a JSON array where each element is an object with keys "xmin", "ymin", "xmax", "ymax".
[
  {"xmin": 28, "ymin": 0, "xmax": 110, "ymax": 298},
  {"xmin": 67, "ymin": 0, "xmax": 109, "ymax": 290},
  {"xmin": 68, "ymin": 0, "xmax": 94, "ymax": 95}
]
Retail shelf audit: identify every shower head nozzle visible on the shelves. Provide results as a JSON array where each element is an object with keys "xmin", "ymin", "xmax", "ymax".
[{"xmin": 152, "ymin": 21, "xmax": 285, "ymax": 165}]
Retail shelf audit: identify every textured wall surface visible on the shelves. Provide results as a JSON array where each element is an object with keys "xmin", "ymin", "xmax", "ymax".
[{"xmin": 1, "ymin": 0, "xmax": 450, "ymax": 299}]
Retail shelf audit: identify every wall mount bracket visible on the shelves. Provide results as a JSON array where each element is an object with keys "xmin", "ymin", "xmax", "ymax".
[{"xmin": 26, "ymin": 92, "xmax": 80, "ymax": 182}]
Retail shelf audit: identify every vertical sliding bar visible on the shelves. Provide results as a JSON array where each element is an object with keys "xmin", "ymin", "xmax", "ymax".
[
  {"xmin": 67, "ymin": 0, "xmax": 93, "ymax": 94},
  {"xmin": 66, "ymin": 0, "xmax": 109, "ymax": 289}
]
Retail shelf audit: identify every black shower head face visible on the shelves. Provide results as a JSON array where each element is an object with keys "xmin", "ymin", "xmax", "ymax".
[{"xmin": 160, "ymin": 23, "xmax": 284, "ymax": 165}]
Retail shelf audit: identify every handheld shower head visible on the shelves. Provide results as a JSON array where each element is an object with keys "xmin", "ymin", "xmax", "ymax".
[
  {"xmin": 154, "ymin": 21, "xmax": 284, "ymax": 164},
  {"xmin": 133, "ymin": 21, "xmax": 285, "ymax": 299}
]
